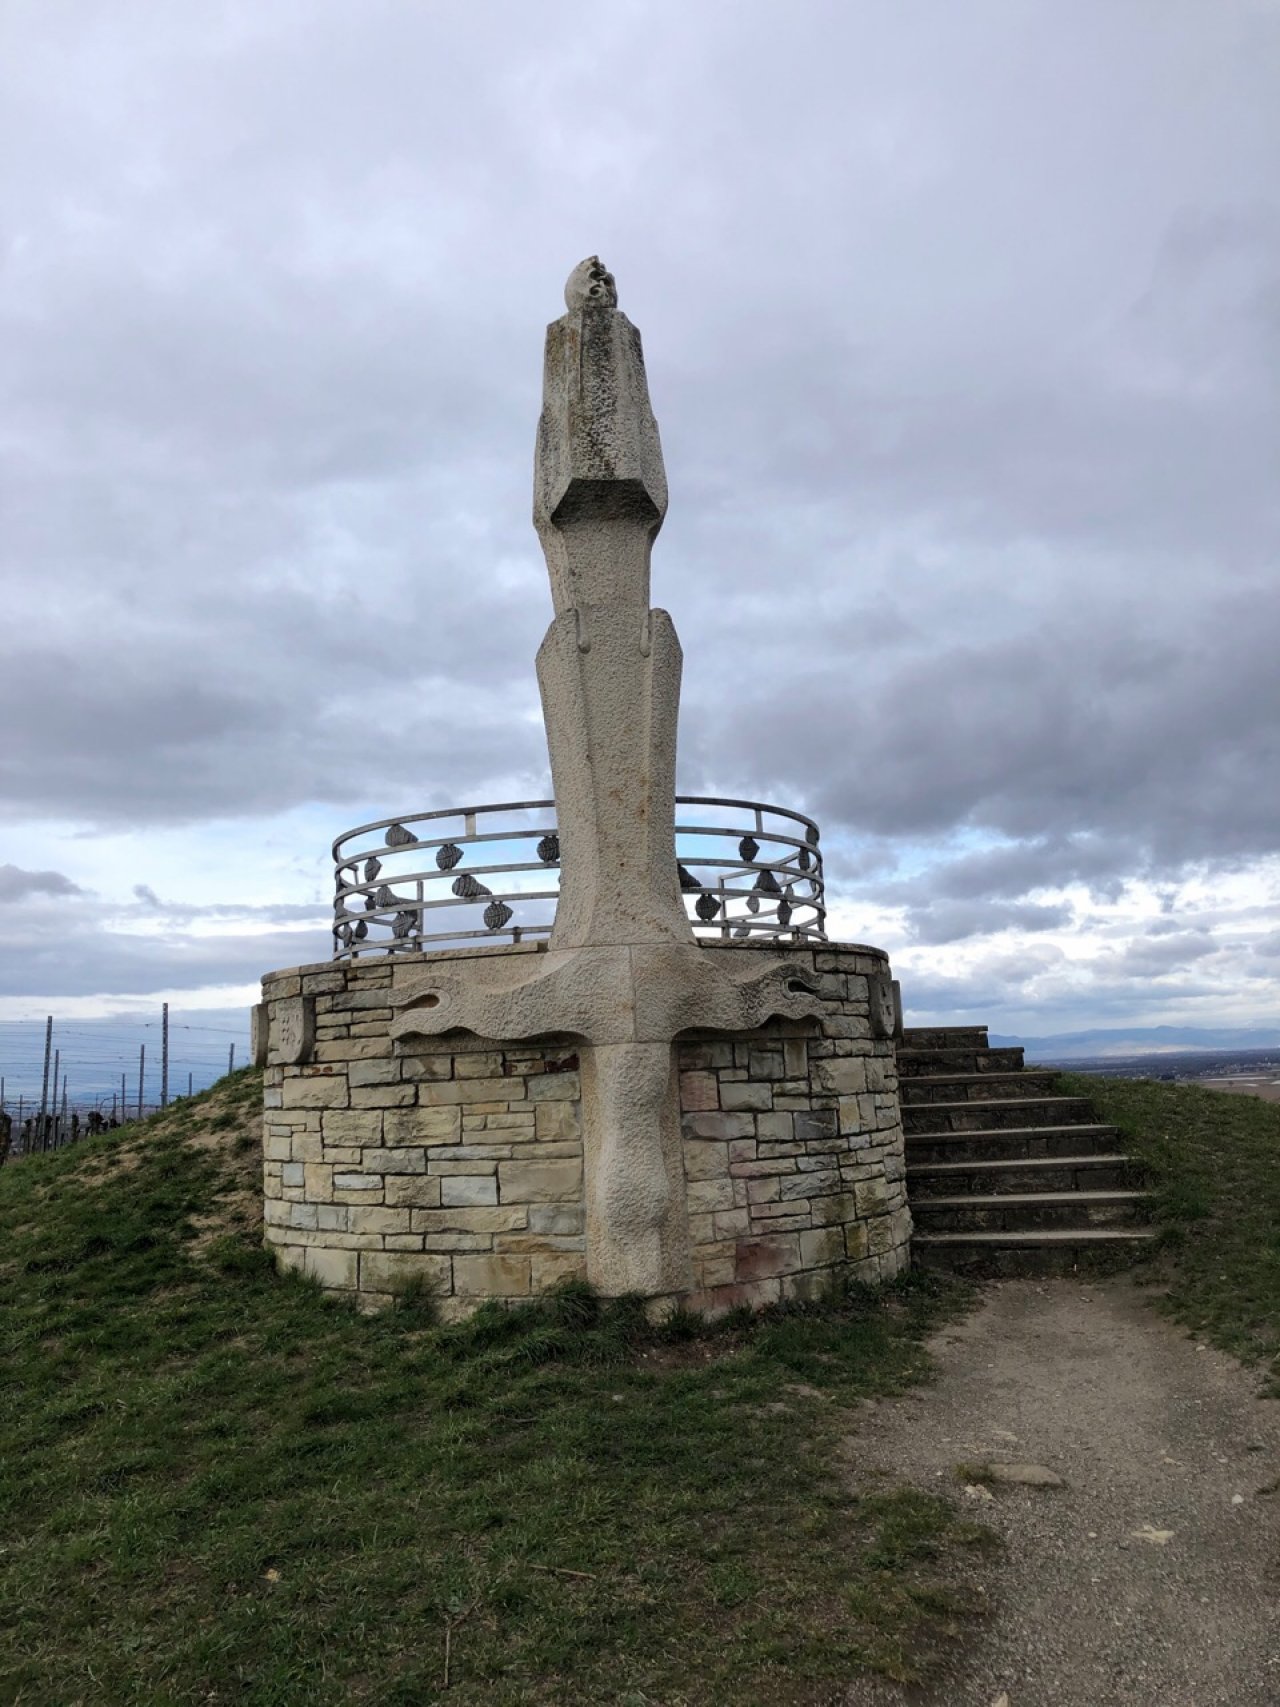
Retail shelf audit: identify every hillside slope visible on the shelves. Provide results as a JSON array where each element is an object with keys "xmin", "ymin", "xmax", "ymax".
[{"xmin": 0, "ymin": 1070, "xmax": 986, "ymax": 1707}]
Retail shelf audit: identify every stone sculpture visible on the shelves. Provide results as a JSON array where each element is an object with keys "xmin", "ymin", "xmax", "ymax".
[{"xmin": 392, "ymin": 260, "xmax": 832, "ymax": 1296}]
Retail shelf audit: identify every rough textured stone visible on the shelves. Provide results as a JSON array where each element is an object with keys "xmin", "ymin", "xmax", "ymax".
[{"xmin": 441, "ymin": 1175, "xmax": 499, "ymax": 1208}]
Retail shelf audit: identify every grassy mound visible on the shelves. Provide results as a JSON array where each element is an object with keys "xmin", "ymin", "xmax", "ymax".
[
  {"xmin": 0, "ymin": 1071, "xmax": 990, "ymax": 1706},
  {"xmin": 1059, "ymin": 1072, "xmax": 1280, "ymax": 1392}
]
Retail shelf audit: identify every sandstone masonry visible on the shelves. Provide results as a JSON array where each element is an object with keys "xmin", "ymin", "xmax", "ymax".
[{"xmin": 259, "ymin": 940, "xmax": 910, "ymax": 1317}]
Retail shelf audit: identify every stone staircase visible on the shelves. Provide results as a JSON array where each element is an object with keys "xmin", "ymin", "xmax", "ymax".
[{"xmin": 898, "ymin": 1025, "xmax": 1155, "ymax": 1275}]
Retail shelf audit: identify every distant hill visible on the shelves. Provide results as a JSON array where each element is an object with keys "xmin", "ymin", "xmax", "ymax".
[{"xmin": 989, "ymin": 1025, "xmax": 1280, "ymax": 1059}]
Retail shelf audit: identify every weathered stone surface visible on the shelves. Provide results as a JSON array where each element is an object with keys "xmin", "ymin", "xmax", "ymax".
[
  {"xmin": 360, "ymin": 1251, "xmax": 451, "ymax": 1295},
  {"xmin": 499, "ymin": 1158, "xmax": 583, "ymax": 1204},
  {"xmin": 453, "ymin": 1253, "xmax": 532, "ymax": 1296},
  {"xmin": 441, "ymin": 1175, "xmax": 499, "ymax": 1208},
  {"xmin": 272, "ymin": 996, "xmax": 316, "ymax": 1066}
]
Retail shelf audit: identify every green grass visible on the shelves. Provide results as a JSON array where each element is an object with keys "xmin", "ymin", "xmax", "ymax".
[
  {"xmin": 1058, "ymin": 1072, "xmax": 1280, "ymax": 1392},
  {"xmin": 0, "ymin": 1071, "xmax": 990, "ymax": 1705}
]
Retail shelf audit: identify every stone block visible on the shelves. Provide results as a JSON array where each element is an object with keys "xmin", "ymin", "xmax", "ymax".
[
  {"xmin": 383, "ymin": 1105, "xmax": 461, "ymax": 1145},
  {"xmin": 799, "ymin": 1226, "xmax": 846, "ymax": 1269},
  {"xmin": 498, "ymin": 1158, "xmax": 582, "ymax": 1203},
  {"xmin": 853, "ymin": 1181, "xmax": 888, "ymax": 1218},
  {"xmin": 412, "ymin": 1206, "xmax": 529, "ymax": 1234},
  {"xmin": 534, "ymin": 1100, "xmax": 580, "ymax": 1141},
  {"xmin": 679, "ymin": 1071, "xmax": 719, "ymax": 1111},
  {"xmin": 528, "ymin": 1203, "xmax": 584, "ymax": 1236},
  {"xmin": 453, "ymin": 1253, "xmax": 532, "ymax": 1296},
  {"xmin": 333, "ymin": 1173, "xmax": 382, "ymax": 1193},
  {"xmin": 728, "ymin": 1156, "xmax": 793, "ymax": 1179},
  {"xmin": 678, "ymin": 1041, "xmax": 734, "ymax": 1071},
  {"xmin": 304, "ymin": 1163, "xmax": 334, "ymax": 1202},
  {"xmin": 532, "ymin": 1252, "xmax": 588, "ymax": 1289},
  {"xmin": 303, "ymin": 1247, "xmax": 358, "ymax": 1288},
  {"xmin": 734, "ymin": 1234, "xmax": 802, "ymax": 1280},
  {"xmin": 755, "ymin": 1112, "xmax": 795, "ymax": 1143},
  {"xmin": 287, "ymin": 1202, "xmax": 318, "ymax": 1230},
  {"xmin": 782, "ymin": 1039, "xmax": 808, "ymax": 1078},
  {"xmin": 291, "ymin": 1133, "xmax": 324, "ymax": 1164},
  {"xmin": 322, "ymin": 1110, "xmax": 382, "ymax": 1144},
  {"xmin": 421, "ymin": 1077, "xmax": 513, "ymax": 1107},
  {"xmin": 288, "ymin": 1076, "xmax": 348, "ymax": 1110},
  {"xmin": 712, "ymin": 1208, "xmax": 751, "ymax": 1239},
  {"xmin": 844, "ymin": 1221, "xmax": 870, "ymax": 1261},
  {"xmin": 384, "ymin": 1174, "xmax": 443, "ymax": 1209},
  {"xmin": 528, "ymin": 1070, "xmax": 580, "ymax": 1101},
  {"xmin": 781, "ymin": 1169, "xmax": 837, "ymax": 1201},
  {"xmin": 815, "ymin": 1056, "xmax": 867, "ymax": 1096},
  {"xmin": 360, "ymin": 1251, "xmax": 452, "ymax": 1296},
  {"xmin": 795, "ymin": 1110, "xmax": 838, "ymax": 1143},
  {"xmin": 441, "ymin": 1175, "xmax": 500, "ymax": 1207},
  {"xmin": 422, "ymin": 1233, "xmax": 496, "ymax": 1252},
  {"xmin": 745, "ymin": 1176, "xmax": 781, "ymax": 1204},
  {"xmin": 686, "ymin": 1177, "xmax": 735, "ymax": 1213},
  {"xmin": 720, "ymin": 1081, "xmax": 772, "ymax": 1113},
  {"xmin": 348, "ymin": 1058, "xmax": 399, "ymax": 1088},
  {"xmin": 347, "ymin": 1205, "xmax": 412, "ymax": 1234},
  {"xmin": 681, "ymin": 1111, "xmax": 756, "ymax": 1141},
  {"xmin": 362, "ymin": 1148, "xmax": 426, "ymax": 1175},
  {"xmin": 683, "ymin": 1141, "xmax": 730, "ymax": 1181},
  {"xmin": 430, "ymin": 1157, "xmax": 500, "ymax": 1176},
  {"xmin": 747, "ymin": 1050, "xmax": 784, "ymax": 1080},
  {"xmin": 486, "ymin": 1112, "xmax": 538, "ymax": 1134},
  {"xmin": 350, "ymin": 1084, "xmax": 416, "ymax": 1108},
  {"xmin": 398, "ymin": 1052, "xmax": 454, "ymax": 1082},
  {"xmin": 263, "ymin": 1130, "xmax": 292, "ymax": 1162},
  {"xmin": 455, "ymin": 1051, "xmax": 506, "ymax": 1079},
  {"xmin": 316, "ymin": 1204, "xmax": 351, "ymax": 1231}
]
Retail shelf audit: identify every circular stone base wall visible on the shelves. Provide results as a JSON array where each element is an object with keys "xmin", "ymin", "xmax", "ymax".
[{"xmin": 257, "ymin": 942, "xmax": 910, "ymax": 1318}]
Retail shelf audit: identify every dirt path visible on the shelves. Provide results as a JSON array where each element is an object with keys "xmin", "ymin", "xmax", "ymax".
[{"xmin": 845, "ymin": 1278, "xmax": 1280, "ymax": 1706}]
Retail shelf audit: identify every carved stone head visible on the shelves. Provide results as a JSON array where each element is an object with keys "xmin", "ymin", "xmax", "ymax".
[{"xmin": 564, "ymin": 255, "xmax": 618, "ymax": 312}]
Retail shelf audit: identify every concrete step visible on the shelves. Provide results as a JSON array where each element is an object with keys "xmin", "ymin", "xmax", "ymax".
[
  {"xmin": 900, "ymin": 1026, "xmax": 989, "ymax": 1051},
  {"xmin": 896, "ymin": 1045, "xmax": 1026, "ymax": 1078},
  {"xmin": 910, "ymin": 1189, "xmax": 1152, "ymax": 1233},
  {"xmin": 899, "ymin": 1070, "xmax": 1061, "ymax": 1104},
  {"xmin": 912, "ymin": 1226, "xmax": 1156, "ymax": 1278},
  {"xmin": 902, "ymin": 1096, "xmax": 1098, "ymax": 1135},
  {"xmin": 907, "ymin": 1152, "xmax": 1145, "ymax": 1196},
  {"xmin": 904, "ymin": 1123, "xmax": 1123, "ymax": 1165}
]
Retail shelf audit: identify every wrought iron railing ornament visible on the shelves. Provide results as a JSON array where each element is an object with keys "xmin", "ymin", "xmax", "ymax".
[{"xmin": 331, "ymin": 797, "xmax": 826, "ymax": 959}]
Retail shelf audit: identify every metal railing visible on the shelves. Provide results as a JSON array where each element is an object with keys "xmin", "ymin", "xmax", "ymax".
[{"xmin": 332, "ymin": 796, "xmax": 825, "ymax": 959}]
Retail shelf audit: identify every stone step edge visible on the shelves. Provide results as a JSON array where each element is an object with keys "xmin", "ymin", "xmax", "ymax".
[
  {"xmin": 906, "ymin": 1151, "xmax": 1135, "ymax": 1176},
  {"xmin": 912, "ymin": 1228, "xmax": 1157, "ymax": 1246},
  {"xmin": 910, "ymin": 1189, "xmax": 1152, "ymax": 1211},
  {"xmin": 900, "ymin": 1071, "xmax": 1054, "ymax": 1087},
  {"xmin": 906, "ymin": 1096, "xmax": 1090, "ymax": 1113},
  {"xmin": 905, "ymin": 1122, "xmax": 1119, "ymax": 1146},
  {"xmin": 901, "ymin": 1026, "xmax": 989, "ymax": 1038}
]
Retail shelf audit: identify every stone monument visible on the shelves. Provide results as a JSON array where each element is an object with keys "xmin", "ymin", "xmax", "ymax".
[{"xmin": 256, "ymin": 260, "xmax": 911, "ymax": 1315}]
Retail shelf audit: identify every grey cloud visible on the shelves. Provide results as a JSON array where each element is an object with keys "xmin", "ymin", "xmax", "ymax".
[
  {"xmin": 0, "ymin": 864, "xmax": 84, "ymax": 902},
  {"xmin": 906, "ymin": 899, "xmax": 1074, "ymax": 946},
  {"xmin": 3, "ymin": 887, "xmax": 331, "ymax": 999}
]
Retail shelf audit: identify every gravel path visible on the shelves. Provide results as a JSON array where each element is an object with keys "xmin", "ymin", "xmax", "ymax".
[{"xmin": 845, "ymin": 1278, "xmax": 1280, "ymax": 1706}]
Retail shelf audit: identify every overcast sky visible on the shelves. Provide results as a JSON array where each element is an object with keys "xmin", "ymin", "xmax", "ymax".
[{"xmin": 3, "ymin": 0, "xmax": 1278, "ymax": 1054}]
